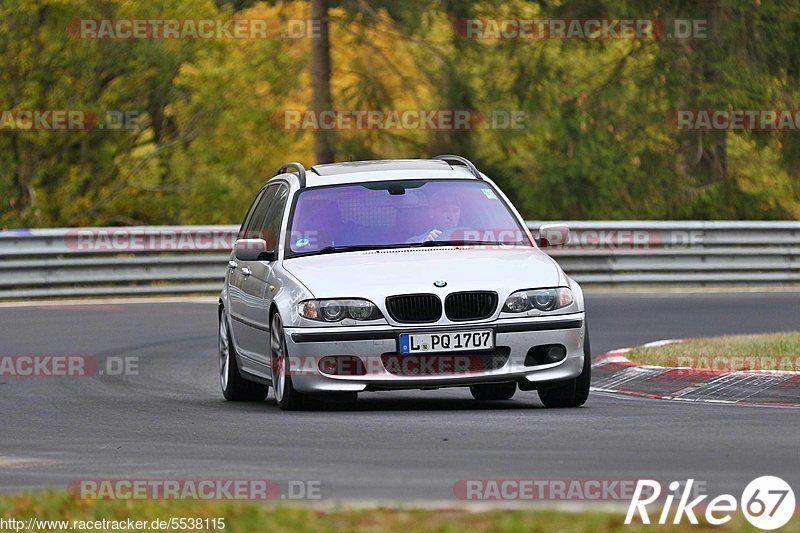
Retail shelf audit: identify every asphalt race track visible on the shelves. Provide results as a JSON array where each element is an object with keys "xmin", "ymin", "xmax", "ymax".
[{"xmin": 1, "ymin": 291, "xmax": 798, "ymax": 502}]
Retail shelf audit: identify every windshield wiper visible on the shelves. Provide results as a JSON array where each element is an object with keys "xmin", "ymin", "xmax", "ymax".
[
  {"xmin": 414, "ymin": 240, "xmax": 527, "ymax": 247},
  {"xmin": 307, "ymin": 240, "xmax": 529, "ymax": 256},
  {"xmin": 313, "ymin": 244, "xmax": 386, "ymax": 255}
]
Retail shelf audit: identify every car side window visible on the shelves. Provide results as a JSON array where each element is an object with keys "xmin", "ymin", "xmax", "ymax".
[
  {"xmin": 237, "ymin": 189, "xmax": 266, "ymax": 240},
  {"xmin": 242, "ymin": 185, "xmax": 279, "ymax": 240},
  {"xmin": 259, "ymin": 185, "xmax": 289, "ymax": 253}
]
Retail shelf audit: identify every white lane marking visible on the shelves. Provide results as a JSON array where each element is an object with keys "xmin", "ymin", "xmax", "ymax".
[
  {"xmin": 591, "ymin": 389, "xmax": 800, "ymax": 408},
  {"xmin": 671, "ymin": 372, "xmax": 792, "ymax": 402},
  {"xmin": 593, "ymin": 341, "xmax": 800, "ymax": 407},
  {"xmin": 592, "ymin": 365, "xmax": 669, "ymax": 390},
  {"xmin": 0, "ymin": 456, "xmax": 57, "ymax": 469},
  {"xmin": 592, "ymin": 355, "xmax": 631, "ymax": 367}
]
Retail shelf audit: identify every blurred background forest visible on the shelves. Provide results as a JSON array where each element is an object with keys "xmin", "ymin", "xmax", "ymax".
[{"xmin": 2, "ymin": 0, "xmax": 800, "ymax": 228}]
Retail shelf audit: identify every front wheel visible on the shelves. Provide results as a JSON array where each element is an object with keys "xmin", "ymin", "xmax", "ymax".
[
  {"xmin": 271, "ymin": 313, "xmax": 323, "ymax": 411},
  {"xmin": 219, "ymin": 312, "xmax": 269, "ymax": 401},
  {"xmin": 538, "ymin": 328, "xmax": 591, "ymax": 408}
]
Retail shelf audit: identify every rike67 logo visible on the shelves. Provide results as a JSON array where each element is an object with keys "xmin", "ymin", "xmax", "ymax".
[{"xmin": 626, "ymin": 476, "xmax": 796, "ymax": 530}]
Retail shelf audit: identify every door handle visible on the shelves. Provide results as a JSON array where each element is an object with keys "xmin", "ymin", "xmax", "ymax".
[
  {"xmin": 228, "ymin": 260, "xmax": 238, "ymax": 269},
  {"xmin": 241, "ymin": 267, "xmax": 252, "ymax": 277}
]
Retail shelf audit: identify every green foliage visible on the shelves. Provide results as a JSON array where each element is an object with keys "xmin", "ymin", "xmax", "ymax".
[{"xmin": 1, "ymin": 0, "xmax": 799, "ymax": 227}]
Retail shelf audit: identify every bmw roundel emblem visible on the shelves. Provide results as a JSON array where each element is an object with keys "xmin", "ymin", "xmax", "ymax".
[{"xmin": 434, "ymin": 280, "xmax": 447, "ymax": 288}]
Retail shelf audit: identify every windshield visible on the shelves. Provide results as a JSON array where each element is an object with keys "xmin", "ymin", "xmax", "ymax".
[{"xmin": 285, "ymin": 179, "xmax": 532, "ymax": 257}]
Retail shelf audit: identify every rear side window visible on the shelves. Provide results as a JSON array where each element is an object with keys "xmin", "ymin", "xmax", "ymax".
[
  {"xmin": 259, "ymin": 185, "xmax": 289, "ymax": 252},
  {"xmin": 237, "ymin": 189, "xmax": 266, "ymax": 240},
  {"xmin": 242, "ymin": 185, "xmax": 279, "ymax": 240}
]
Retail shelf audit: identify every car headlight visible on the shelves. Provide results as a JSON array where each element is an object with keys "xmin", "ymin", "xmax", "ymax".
[
  {"xmin": 297, "ymin": 299, "xmax": 384, "ymax": 322},
  {"xmin": 502, "ymin": 287, "xmax": 574, "ymax": 313}
]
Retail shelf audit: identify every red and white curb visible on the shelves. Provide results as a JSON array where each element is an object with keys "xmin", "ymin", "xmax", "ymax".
[{"xmin": 591, "ymin": 340, "xmax": 800, "ymax": 407}]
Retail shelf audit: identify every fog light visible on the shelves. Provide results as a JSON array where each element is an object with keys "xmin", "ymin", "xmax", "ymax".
[
  {"xmin": 318, "ymin": 356, "xmax": 366, "ymax": 376},
  {"xmin": 524, "ymin": 344, "xmax": 568, "ymax": 366},
  {"xmin": 545, "ymin": 345, "xmax": 567, "ymax": 363}
]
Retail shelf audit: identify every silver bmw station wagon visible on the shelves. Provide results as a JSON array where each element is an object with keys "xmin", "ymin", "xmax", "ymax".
[{"xmin": 219, "ymin": 156, "xmax": 589, "ymax": 410}]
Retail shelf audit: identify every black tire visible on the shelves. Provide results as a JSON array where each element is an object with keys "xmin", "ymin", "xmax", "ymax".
[
  {"xmin": 219, "ymin": 311, "xmax": 269, "ymax": 401},
  {"xmin": 271, "ymin": 313, "xmax": 323, "ymax": 411},
  {"xmin": 470, "ymin": 381, "xmax": 517, "ymax": 401},
  {"xmin": 538, "ymin": 327, "xmax": 591, "ymax": 408}
]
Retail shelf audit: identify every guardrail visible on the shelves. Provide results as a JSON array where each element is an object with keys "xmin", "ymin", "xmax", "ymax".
[
  {"xmin": 0, "ymin": 222, "xmax": 798, "ymax": 299},
  {"xmin": 534, "ymin": 221, "xmax": 800, "ymax": 285}
]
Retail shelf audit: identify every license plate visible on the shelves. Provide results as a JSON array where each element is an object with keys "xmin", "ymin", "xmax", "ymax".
[{"xmin": 399, "ymin": 330, "xmax": 494, "ymax": 354}]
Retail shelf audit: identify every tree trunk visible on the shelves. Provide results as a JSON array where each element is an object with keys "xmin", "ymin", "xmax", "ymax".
[
  {"xmin": 310, "ymin": 0, "xmax": 335, "ymax": 164},
  {"xmin": 676, "ymin": 0, "xmax": 727, "ymax": 185}
]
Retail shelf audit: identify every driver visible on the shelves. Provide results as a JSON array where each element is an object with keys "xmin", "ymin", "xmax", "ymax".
[{"xmin": 407, "ymin": 191, "xmax": 461, "ymax": 242}]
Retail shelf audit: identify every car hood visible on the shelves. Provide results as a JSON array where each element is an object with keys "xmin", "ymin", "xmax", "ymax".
[{"xmin": 282, "ymin": 246, "xmax": 562, "ymax": 299}]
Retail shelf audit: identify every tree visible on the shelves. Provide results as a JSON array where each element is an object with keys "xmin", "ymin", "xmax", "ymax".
[{"xmin": 310, "ymin": 0, "xmax": 335, "ymax": 163}]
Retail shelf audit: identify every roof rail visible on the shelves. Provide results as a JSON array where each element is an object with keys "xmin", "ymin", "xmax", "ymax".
[
  {"xmin": 433, "ymin": 154, "xmax": 482, "ymax": 180},
  {"xmin": 275, "ymin": 162, "xmax": 307, "ymax": 188}
]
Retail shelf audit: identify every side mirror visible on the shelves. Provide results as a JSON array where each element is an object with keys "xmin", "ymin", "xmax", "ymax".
[
  {"xmin": 234, "ymin": 239, "xmax": 275, "ymax": 261},
  {"xmin": 537, "ymin": 224, "xmax": 570, "ymax": 248}
]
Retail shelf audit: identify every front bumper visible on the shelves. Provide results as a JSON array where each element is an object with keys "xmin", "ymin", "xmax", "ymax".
[{"xmin": 283, "ymin": 313, "xmax": 586, "ymax": 393}]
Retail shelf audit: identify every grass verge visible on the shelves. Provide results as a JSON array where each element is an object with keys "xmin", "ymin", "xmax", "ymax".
[
  {"xmin": 624, "ymin": 331, "xmax": 800, "ymax": 371},
  {"xmin": 0, "ymin": 491, "xmax": 797, "ymax": 532}
]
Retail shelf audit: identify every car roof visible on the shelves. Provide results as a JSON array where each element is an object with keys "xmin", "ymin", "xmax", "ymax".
[
  {"xmin": 272, "ymin": 158, "xmax": 483, "ymax": 188},
  {"xmin": 312, "ymin": 159, "xmax": 452, "ymax": 176}
]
